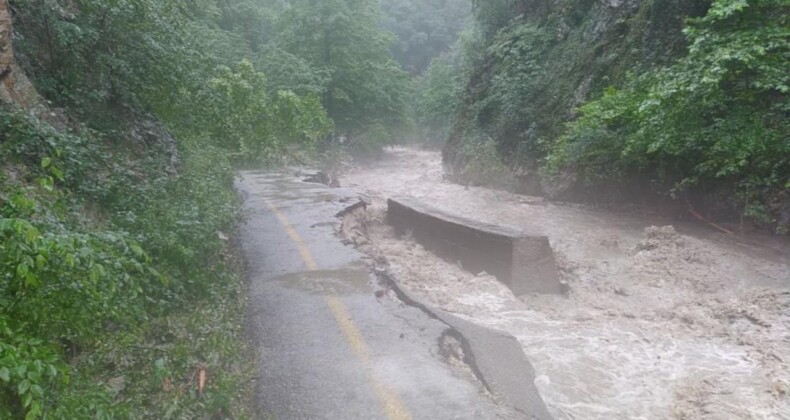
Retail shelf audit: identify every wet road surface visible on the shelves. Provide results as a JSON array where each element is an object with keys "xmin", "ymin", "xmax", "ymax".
[{"xmin": 236, "ymin": 171, "xmax": 518, "ymax": 419}]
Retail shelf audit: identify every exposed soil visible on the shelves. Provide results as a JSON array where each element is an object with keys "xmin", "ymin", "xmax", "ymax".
[{"xmin": 342, "ymin": 147, "xmax": 790, "ymax": 419}]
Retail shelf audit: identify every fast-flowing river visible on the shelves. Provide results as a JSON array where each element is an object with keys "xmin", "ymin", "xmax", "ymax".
[{"xmin": 343, "ymin": 147, "xmax": 790, "ymax": 419}]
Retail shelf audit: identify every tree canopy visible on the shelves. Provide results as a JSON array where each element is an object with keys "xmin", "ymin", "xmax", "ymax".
[{"xmin": 274, "ymin": 0, "xmax": 410, "ymax": 137}]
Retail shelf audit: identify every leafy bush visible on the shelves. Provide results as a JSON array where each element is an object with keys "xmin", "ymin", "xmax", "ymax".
[
  {"xmin": 189, "ymin": 60, "xmax": 331, "ymax": 164},
  {"xmin": 0, "ymin": 314, "xmax": 66, "ymax": 420},
  {"xmin": 0, "ymin": 114, "xmax": 164, "ymax": 417},
  {"xmin": 0, "ymin": 103, "xmax": 250, "ymax": 418},
  {"xmin": 0, "ymin": 215, "xmax": 160, "ymax": 417}
]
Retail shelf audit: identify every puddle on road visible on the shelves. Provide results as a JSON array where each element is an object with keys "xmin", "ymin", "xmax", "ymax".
[
  {"xmin": 272, "ymin": 263, "xmax": 372, "ymax": 297},
  {"xmin": 342, "ymin": 147, "xmax": 790, "ymax": 419}
]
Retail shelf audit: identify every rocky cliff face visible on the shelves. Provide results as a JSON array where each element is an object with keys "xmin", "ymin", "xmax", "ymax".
[
  {"xmin": 444, "ymin": 0, "xmax": 710, "ymax": 191},
  {"xmin": 1, "ymin": 0, "xmax": 44, "ymax": 111},
  {"xmin": 1, "ymin": 0, "xmax": 74, "ymax": 136}
]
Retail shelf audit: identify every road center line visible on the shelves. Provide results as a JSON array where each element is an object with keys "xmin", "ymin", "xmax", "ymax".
[{"xmin": 264, "ymin": 200, "xmax": 412, "ymax": 420}]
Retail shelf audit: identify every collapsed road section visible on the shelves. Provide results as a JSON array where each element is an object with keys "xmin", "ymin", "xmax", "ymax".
[
  {"xmin": 339, "ymin": 196, "xmax": 555, "ymax": 419},
  {"xmin": 375, "ymin": 265, "xmax": 554, "ymax": 420},
  {"xmin": 238, "ymin": 170, "xmax": 552, "ymax": 419}
]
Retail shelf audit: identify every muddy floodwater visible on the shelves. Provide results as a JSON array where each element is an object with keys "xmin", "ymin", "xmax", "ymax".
[{"xmin": 342, "ymin": 147, "xmax": 790, "ymax": 419}]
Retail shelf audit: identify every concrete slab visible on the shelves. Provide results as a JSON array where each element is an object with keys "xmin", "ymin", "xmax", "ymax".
[
  {"xmin": 387, "ymin": 197, "xmax": 562, "ymax": 294},
  {"xmin": 435, "ymin": 312, "xmax": 553, "ymax": 420},
  {"xmin": 374, "ymin": 268, "xmax": 553, "ymax": 420}
]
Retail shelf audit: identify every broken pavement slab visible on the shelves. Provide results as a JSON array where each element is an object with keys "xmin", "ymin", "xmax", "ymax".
[
  {"xmin": 436, "ymin": 311, "xmax": 554, "ymax": 420},
  {"xmin": 373, "ymin": 267, "xmax": 554, "ymax": 420},
  {"xmin": 387, "ymin": 196, "xmax": 563, "ymax": 295}
]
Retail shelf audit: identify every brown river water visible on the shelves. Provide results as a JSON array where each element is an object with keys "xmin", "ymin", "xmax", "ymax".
[{"xmin": 341, "ymin": 147, "xmax": 790, "ymax": 419}]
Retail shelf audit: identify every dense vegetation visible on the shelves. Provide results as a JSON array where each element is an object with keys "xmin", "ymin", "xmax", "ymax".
[
  {"xmin": 273, "ymin": 0, "xmax": 410, "ymax": 151},
  {"xmin": 425, "ymin": 0, "xmax": 789, "ymax": 232},
  {"xmin": 3, "ymin": 0, "xmax": 784, "ymax": 415},
  {"xmin": 1, "ymin": 0, "xmax": 415, "ymax": 417},
  {"xmin": 550, "ymin": 0, "xmax": 790, "ymax": 229}
]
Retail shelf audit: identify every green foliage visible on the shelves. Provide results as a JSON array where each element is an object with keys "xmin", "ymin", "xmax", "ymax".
[
  {"xmin": 446, "ymin": 0, "xmax": 707, "ymax": 161},
  {"xmin": 189, "ymin": 60, "xmax": 331, "ymax": 164},
  {"xmin": 275, "ymin": 0, "xmax": 411, "ymax": 139},
  {"xmin": 12, "ymin": 0, "xmax": 200, "ymax": 122},
  {"xmin": 0, "ymin": 314, "xmax": 66, "ymax": 420},
  {"xmin": 471, "ymin": 0, "xmax": 522, "ymax": 39},
  {"xmin": 0, "ymin": 218, "xmax": 160, "ymax": 343},
  {"xmin": 437, "ymin": 0, "xmax": 789, "ymax": 230},
  {"xmin": 3, "ymin": 0, "xmax": 274, "ymax": 416},
  {"xmin": 12, "ymin": 0, "xmax": 329, "ymax": 164},
  {"xmin": 483, "ymin": 21, "xmax": 552, "ymax": 161},
  {"xmin": 0, "ymin": 215, "xmax": 157, "ymax": 418},
  {"xmin": 13, "ymin": 0, "xmax": 414, "ymax": 158},
  {"xmin": 550, "ymin": 0, "xmax": 790, "ymax": 229},
  {"xmin": 212, "ymin": 0, "xmax": 278, "ymax": 53},
  {"xmin": 256, "ymin": 46, "xmax": 331, "ymax": 96},
  {"xmin": 0, "ymin": 106, "xmax": 251, "ymax": 417}
]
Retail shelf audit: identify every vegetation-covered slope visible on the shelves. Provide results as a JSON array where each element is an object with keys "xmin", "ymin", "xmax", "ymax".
[
  {"xmin": 1, "ymin": 0, "xmax": 408, "ymax": 417},
  {"xmin": 436, "ymin": 0, "xmax": 789, "ymax": 232}
]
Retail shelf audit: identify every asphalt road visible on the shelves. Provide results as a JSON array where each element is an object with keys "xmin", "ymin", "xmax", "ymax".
[{"xmin": 236, "ymin": 171, "xmax": 519, "ymax": 420}]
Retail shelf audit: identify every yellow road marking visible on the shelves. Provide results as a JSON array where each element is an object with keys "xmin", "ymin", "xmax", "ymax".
[{"xmin": 265, "ymin": 200, "xmax": 412, "ymax": 420}]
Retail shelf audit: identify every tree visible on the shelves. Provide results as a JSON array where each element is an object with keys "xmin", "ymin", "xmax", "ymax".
[
  {"xmin": 192, "ymin": 60, "xmax": 332, "ymax": 162},
  {"xmin": 275, "ymin": 0, "xmax": 410, "ymax": 137}
]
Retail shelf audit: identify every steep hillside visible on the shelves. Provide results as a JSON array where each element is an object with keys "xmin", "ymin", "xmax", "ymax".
[
  {"xmin": 445, "ymin": 0, "xmax": 708, "ymax": 171},
  {"xmin": 441, "ymin": 0, "xmax": 789, "ymax": 232},
  {"xmin": 1, "ymin": 1, "xmax": 250, "ymax": 417}
]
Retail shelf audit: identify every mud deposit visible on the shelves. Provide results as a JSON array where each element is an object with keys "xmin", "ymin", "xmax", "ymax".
[{"xmin": 342, "ymin": 147, "xmax": 790, "ymax": 419}]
